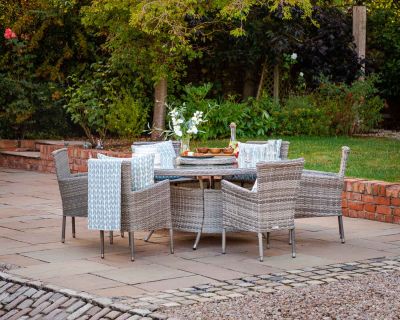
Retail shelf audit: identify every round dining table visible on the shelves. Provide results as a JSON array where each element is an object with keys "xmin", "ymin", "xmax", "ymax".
[{"xmin": 153, "ymin": 156, "xmax": 257, "ymax": 249}]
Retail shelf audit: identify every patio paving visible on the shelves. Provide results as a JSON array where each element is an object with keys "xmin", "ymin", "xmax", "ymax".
[{"xmin": 1, "ymin": 168, "xmax": 400, "ymax": 300}]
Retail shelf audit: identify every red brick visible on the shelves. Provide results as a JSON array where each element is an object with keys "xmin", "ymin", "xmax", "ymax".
[
  {"xmin": 366, "ymin": 212, "xmax": 376, "ymax": 220},
  {"xmin": 341, "ymin": 192, "xmax": 346, "ymax": 200},
  {"xmin": 342, "ymin": 208, "xmax": 349, "ymax": 217},
  {"xmin": 364, "ymin": 203, "xmax": 376, "ymax": 213},
  {"xmin": 353, "ymin": 181, "xmax": 366, "ymax": 193},
  {"xmin": 350, "ymin": 193, "xmax": 362, "ymax": 201},
  {"xmin": 342, "ymin": 199, "xmax": 348, "ymax": 208},
  {"xmin": 357, "ymin": 211, "xmax": 366, "ymax": 219},
  {"xmin": 348, "ymin": 201, "xmax": 363, "ymax": 211},
  {"xmin": 384, "ymin": 215, "xmax": 394, "ymax": 223},
  {"xmin": 362, "ymin": 195, "xmax": 374, "ymax": 203},
  {"xmin": 348, "ymin": 209, "xmax": 358, "ymax": 218},
  {"xmin": 386, "ymin": 185, "xmax": 400, "ymax": 198},
  {"xmin": 377, "ymin": 183, "xmax": 392, "ymax": 196},
  {"xmin": 376, "ymin": 214, "xmax": 386, "ymax": 222},
  {"xmin": 393, "ymin": 216, "xmax": 400, "ymax": 224},
  {"xmin": 364, "ymin": 181, "xmax": 384, "ymax": 195},
  {"xmin": 374, "ymin": 196, "xmax": 390, "ymax": 205},
  {"xmin": 376, "ymin": 205, "xmax": 392, "ymax": 215},
  {"xmin": 394, "ymin": 208, "xmax": 400, "ymax": 217},
  {"xmin": 391, "ymin": 198, "xmax": 400, "ymax": 206}
]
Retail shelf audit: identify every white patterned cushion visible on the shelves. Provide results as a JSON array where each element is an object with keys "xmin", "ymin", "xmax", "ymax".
[
  {"xmin": 88, "ymin": 159, "xmax": 122, "ymax": 231},
  {"xmin": 97, "ymin": 153, "xmax": 131, "ymax": 160},
  {"xmin": 131, "ymin": 153, "xmax": 155, "ymax": 191},
  {"xmin": 97, "ymin": 153, "xmax": 154, "ymax": 191},
  {"xmin": 132, "ymin": 141, "xmax": 176, "ymax": 169},
  {"xmin": 132, "ymin": 145, "xmax": 161, "ymax": 168}
]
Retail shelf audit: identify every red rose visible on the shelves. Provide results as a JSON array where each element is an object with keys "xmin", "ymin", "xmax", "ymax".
[{"xmin": 4, "ymin": 28, "xmax": 17, "ymax": 40}]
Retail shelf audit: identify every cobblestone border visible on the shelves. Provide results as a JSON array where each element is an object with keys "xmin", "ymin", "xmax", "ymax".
[{"xmin": 0, "ymin": 256, "xmax": 400, "ymax": 319}]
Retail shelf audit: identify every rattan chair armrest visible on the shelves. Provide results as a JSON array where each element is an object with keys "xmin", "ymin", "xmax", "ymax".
[
  {"xmin": 131, "ymin": 179, "xmax": 170, "ymax": 197},
  {"xmin": 72, "ymin": 172, "xmax": 88, "ymax": 178},
  {"xmin": 221, "ymin": 180, "xmax": 257, "ymax": 199},
  {"xmin": 303, "ymin": 169, "xmax": 341, "ymax": 178},
  {"xmin": 58, "ymin": 175, "xmax": 88, "ymax": 197}
]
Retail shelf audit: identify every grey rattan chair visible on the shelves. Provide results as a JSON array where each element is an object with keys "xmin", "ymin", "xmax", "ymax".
[
  {"xmin": 117, "ymin": 162, "xmax": 174, "ymax": 261},
  {"xmin": 296, "ymin": 146, "xmax": 350, "ymax": 243},
  {"xmin": 227, "ymin": 140, "xmax": 290, "ymax": 185},
  {"xmin": 133, "ymin": 141, "xmax": 201, "ymax": 243},
  {"xmin": 52, "ymin": 148, "xmax": 88, "ymax": 243},
  {"xmin": 221, "ymin": 158, "xmax": 305, "ymax": 262}
]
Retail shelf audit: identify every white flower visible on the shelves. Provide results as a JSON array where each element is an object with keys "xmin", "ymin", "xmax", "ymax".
[
  {"xmin": 299, "ymin": 72, "xmax": 304, "ymax": 77},
  {"xmin": 291, "ymin": 53, "xmax": 297, "ymax": 60}
]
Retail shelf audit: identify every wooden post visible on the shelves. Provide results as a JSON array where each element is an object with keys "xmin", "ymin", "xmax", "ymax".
[
  {"xmin": 353, "ymin": 6, "xmax": 366, "ymax": 74},
  {"xmin": 273, "ymin": 65, "xmax": 279, "ymax": 102}
]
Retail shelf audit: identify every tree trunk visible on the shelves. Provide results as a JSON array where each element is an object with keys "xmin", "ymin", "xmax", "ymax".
[
  {"xmin": 256, "ymin": 58, "xmax": 268, "ymax": 100},
  {"xmin": 242, "ymin": 68, "xmax": 256, "ymax": 100},
  {"xmin": 151, "ymin": 78, "xmax": 167, "ymax": 140}
]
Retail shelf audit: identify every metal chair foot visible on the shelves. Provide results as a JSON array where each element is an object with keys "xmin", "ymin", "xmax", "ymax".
[
  {"xmin": 144, "ymin": 230, "xmax": 154, "ymax": 242},
  {"xmin": 258, "ymin": 233, "xmax": 264, "ymax": 262},
  {"xmin": 72, "ymin": 217, "xmax": 76, "ymax": 238},
  {"xmin": 193, "ymin": 231, "xmax": 202, "ymax": 250},
  {"xmin": 61, "ymin": 216, "xmax": 66, "ymax": 243},
  {"xmin": 100, "ymin": 230, "xmax": 105, "ymax": 259}
]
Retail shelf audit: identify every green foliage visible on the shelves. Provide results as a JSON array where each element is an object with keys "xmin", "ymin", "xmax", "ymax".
[
  {"xmin": 172, "ymin": 83, "xmax": 277, "ymax": 139},
  {"xmin": 64, "ymin": 62, "xmax": 149, "ymax": 143},
  {"xmin": 64, "ymin": 62, "xmax": 115, "ymax": 144},
  {"xmin": 106, "ymin": 90, "xmax": 148, "ymax": 138},
  {"xmin": 271, "ymin": 95, "xmax": 331, "ymax": 136},
  {"xmin": 314, "ymin": 75, "xmax": 384, "ymax": 135}
]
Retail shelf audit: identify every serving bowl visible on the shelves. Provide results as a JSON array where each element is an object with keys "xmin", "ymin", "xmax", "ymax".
[
  {"xmin": 209, "ymin": 148, "xmax": 222, "ymax": 154},
  {"xmin": 223, "ymin": 147, "xmax": 234, "ymax": 154},
  {"xmin": 196, "ymin": 147, "xmax": 209, "ymax": 153}
]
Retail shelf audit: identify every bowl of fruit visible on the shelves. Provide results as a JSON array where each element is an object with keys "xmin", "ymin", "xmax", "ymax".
[{"xmin": 222, "ymin": 147, "xmax": 234, "ymax": 154}]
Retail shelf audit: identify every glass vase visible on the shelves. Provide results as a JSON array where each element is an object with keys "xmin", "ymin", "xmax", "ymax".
[{"xmin": 180, "ymin": 136, "xmax": 191, "ymax": 154}]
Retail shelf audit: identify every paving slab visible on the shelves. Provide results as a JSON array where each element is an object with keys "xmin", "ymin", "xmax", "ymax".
[{"xmin": 1, "ymin": 168, "xmax": 400, "ymax": 299}]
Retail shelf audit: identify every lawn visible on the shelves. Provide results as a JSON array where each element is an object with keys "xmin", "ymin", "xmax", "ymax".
[{"xmin": 193, "ymin": 136, "xmax": 400, "ymax": 182}]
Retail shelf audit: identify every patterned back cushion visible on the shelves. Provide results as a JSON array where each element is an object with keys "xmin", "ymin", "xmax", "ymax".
[
  {"xmin": 97, "ymin": 153, "xmax": 131, "ymax": 160},
  {"xmin": 131, "ymin": 153, "xmax": 155, "ymax": 191},
  {"xmin": 132, "ymin": 145, "xmax": 161, "ymax": 168},
  {"xmin": 97, "ymin": 153, "xmax": 154, "ymax": 191},
  {"xmin": 132, "ymin": 141, "xmax": 176, "ymax": 169}
]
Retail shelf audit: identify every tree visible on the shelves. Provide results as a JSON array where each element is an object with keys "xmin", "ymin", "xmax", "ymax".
[{"xmin": 82, "ymin": 0, "xmax": 315, "ymax": 139}]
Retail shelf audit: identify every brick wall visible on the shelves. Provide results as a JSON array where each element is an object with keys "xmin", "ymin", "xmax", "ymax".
[
  {"xmin": 1, "ymin": 141, "xmax": 399, "ymax": 225},
  {"xmin": 342, "ymin": 178, "xmax": 400, "ymax": 224},
  {"xmin": 0, "ymin": 143, "xmax": 130, "ymax": 174}
]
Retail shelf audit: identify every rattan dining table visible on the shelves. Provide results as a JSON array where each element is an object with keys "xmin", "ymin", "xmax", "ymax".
[{"xmin": 153, "ymin": 156, "xmax": 257, "ymax": 249}]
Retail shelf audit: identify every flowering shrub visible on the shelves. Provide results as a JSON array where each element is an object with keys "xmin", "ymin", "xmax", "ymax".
[
  {"xmin": 168, "ymin": 104, "xmax": 206, "ymax": 139},
  {"xmin": 4, "ymin": 28, "xmax": 17, "ymax": 40}
]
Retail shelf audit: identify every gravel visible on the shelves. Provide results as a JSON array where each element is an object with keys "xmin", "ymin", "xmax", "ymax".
[{"xmin": 166, "ymin": 271, "xmax": 400, "ymax": 319}]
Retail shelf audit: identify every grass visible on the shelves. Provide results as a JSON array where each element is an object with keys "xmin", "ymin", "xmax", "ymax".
[{"xmin": 192, "ymin": 136, "xmax": 400, "ymax": 182}]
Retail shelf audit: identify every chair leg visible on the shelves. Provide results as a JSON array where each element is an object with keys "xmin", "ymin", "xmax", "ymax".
[
  {"xmin": 169, "ymin": 229, "xmax": 174, "ymax": 254},
  {"xmin": 129, "ymin": 232, "xmax": 135, "ymax": 261},
  {"xmin": 290, "ymin": 229, "xmax": 296, "ymax": 258},
  {"xmin": 100, "ymin": 230, "xmax": 105, "ymax": 259},
  {"xmin": 144, "ymin": 230, "xmax": 154, "ymax": 242},
  {"xmin": 288, "ymin": 230, "xmax": 292, "ymax": 245},
  {"xmin": 264, "ymin": 232, "xmax": 270, "ymax": 249},
  {"xmin": 193, "ymin": 231, "xmax": 202, "ymax": 250},
  {"xmin": 338, "ymin": 216, "xmax": 345, "ymax": 244},
  {"xmin": 121, "ymin": 231, "xmax": 124, "ymax": 238},
  {"xmin": 61, "ymin": 216, "xmax": 66, "ymax": 243},
  {"xmin": 72, "ymin": 217, "xmax": 76, "ymax": 238},
  {"xmin": 109, "ymin": 231, "xmax": 113, "ymax": 244},
  {"xmin": 258, "ymin": 233, "xmax": 264, "ymax": 262},
  {"xmin": 222, "ymin": 228, "xmax": 226, "ymax": 254}
]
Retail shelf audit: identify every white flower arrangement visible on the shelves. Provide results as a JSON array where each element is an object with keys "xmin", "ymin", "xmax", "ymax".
[
  {"xmin": 168, "ymin": 103, "xmax": 206, "ymax": 139},
  {"xmin": 291, "ymin": 53, "xmax": 298, "ymax": 60}
]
